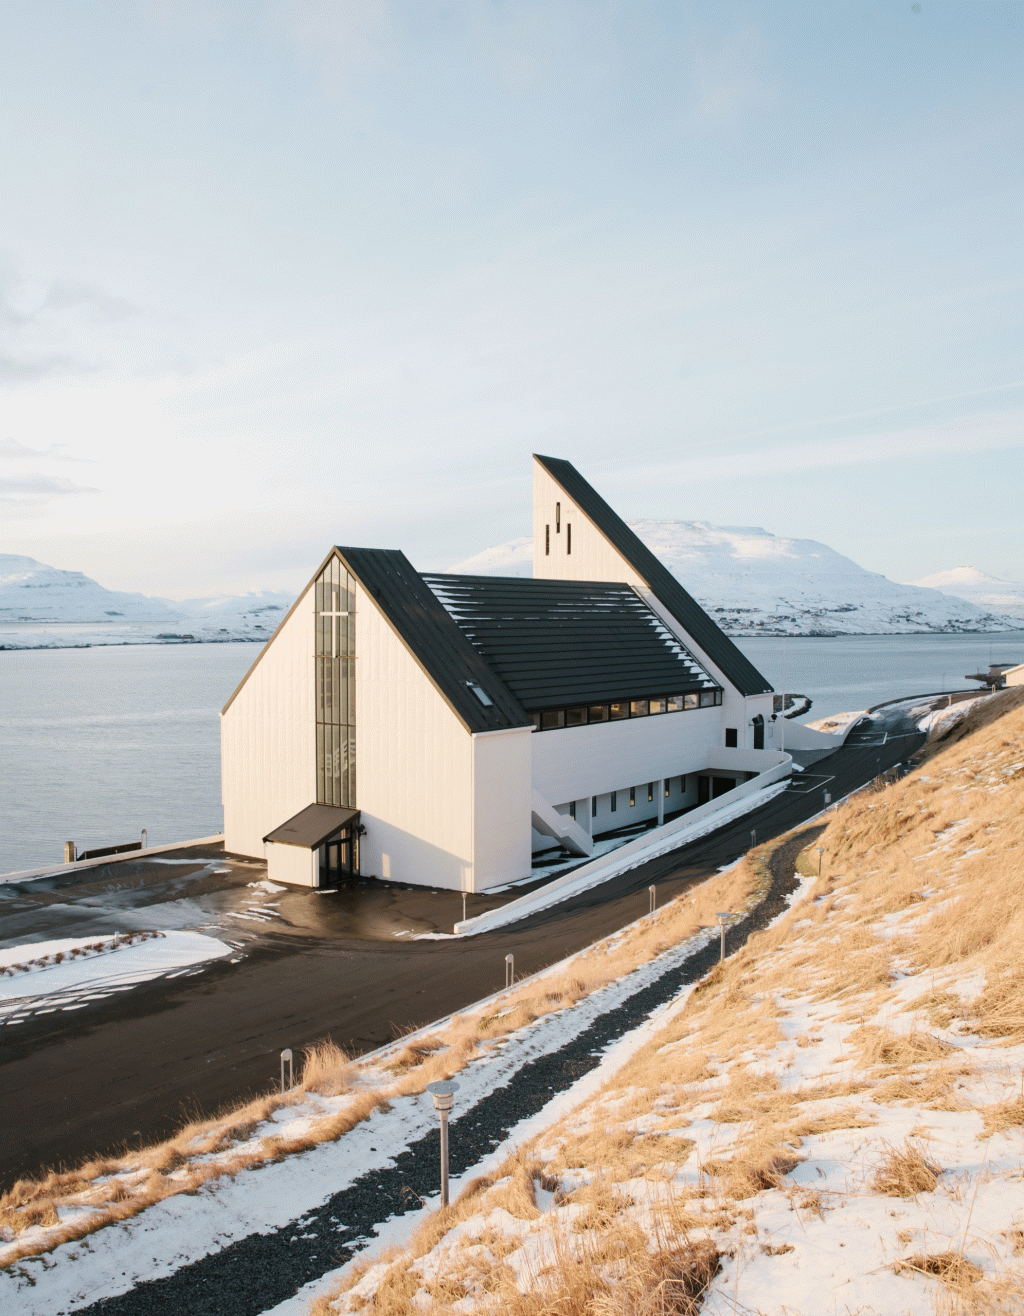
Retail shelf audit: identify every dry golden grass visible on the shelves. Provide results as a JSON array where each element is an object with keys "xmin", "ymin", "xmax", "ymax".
[{"xmin": 872, "ymin": 1140, "xmax": 941, "ymax": 1197}]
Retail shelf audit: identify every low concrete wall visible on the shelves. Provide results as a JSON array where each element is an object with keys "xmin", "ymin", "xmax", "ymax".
[{"xmin": 0, "ymin": 835, "xmax": 227, "ymax": 887}]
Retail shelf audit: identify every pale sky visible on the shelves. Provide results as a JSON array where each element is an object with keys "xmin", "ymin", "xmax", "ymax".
[{"xmin": 1, "ymin": 0, "xmax": 1021, "ymax": 599}]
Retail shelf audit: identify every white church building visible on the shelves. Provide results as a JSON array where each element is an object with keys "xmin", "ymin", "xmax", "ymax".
[{"xmin": 220, "ymin": 455, "xmax": 787, "ymax": 891}]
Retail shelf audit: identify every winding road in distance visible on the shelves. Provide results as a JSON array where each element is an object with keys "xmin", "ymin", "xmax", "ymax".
[{"xmin": 1, "ymin": 701, "xmax": 930, "ymax": 1188}]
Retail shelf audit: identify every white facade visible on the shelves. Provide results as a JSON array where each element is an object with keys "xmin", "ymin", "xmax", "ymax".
[{"xmin": 221, "ymin": 456, "xmax": 784, "ymax": 892}]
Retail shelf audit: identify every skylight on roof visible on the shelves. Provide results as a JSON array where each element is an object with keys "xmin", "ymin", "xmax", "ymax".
[{"xmin": 467, "ymin": 682, "xmax": 494, "ymax": 707}]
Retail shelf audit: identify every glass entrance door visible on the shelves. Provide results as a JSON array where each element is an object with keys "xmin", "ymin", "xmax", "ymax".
[{"xmin": 319, "ymin": 824, "xmax": 359, "ymax": 888}]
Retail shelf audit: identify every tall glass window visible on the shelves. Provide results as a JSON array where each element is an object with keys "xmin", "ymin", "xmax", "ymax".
[{"xmin": 315, "ymin": 556, "xmax": 356, "ymax": 808}]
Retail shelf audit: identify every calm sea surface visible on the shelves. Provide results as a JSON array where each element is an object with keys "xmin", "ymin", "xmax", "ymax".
[{"xmin": 2, "ymin": 633, "xmax": 1022, "ymax": 876}]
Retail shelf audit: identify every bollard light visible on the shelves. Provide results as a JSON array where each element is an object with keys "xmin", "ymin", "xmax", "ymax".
[
  {"xmin": 648, "ymin": 884, "xmax": 656, "ymax": 914},
  {"xmin": 750, "ymin": 828, "xmax": 756, "ymax": 849},
  {"xmin": 426, "ymin": 1080, "xmax": 460, "ymax": 1207},
  {"xmin": 824, "ymin": 791, "xmax": 831, "ymax": 806},
  {"xmin": 141, "ymin": 828, "xmax": 148, "ymax": 850},
  {"xmin": 280, "ymin": 1047, "xmax": 293, "ymax": 1093},
  {"xmin": 716, "ymin": 912, "xmax": 729, "ymax": 963},
  {"xmin": 505, "ymin": 953, "xmax": 514, "ymax": 988},
  {"xmin": 816, "ymin": 846, "xmax": 824, "ymax": 877}
]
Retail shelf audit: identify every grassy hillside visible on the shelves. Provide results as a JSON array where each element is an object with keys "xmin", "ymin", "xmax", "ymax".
[{"xmin": 318, "ymin": 689, "xmax": 1024, "ymax": 1315}]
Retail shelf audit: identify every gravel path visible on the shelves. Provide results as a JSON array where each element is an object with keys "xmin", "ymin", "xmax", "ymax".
[{"xmin": 73, "ymin": 829, "xmax": 813, "ymax": 1316}]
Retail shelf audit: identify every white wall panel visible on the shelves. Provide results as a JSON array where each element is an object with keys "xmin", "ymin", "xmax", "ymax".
[
  {"xmin": 531, "ymin": 709, "xmax": 722, "ymax": 803},
  {"xmin": 355, "ymin": 582, "xmax": 477, "ymax": 891},
  {"xmin": 266, "ymin": 843, "xmax": 317, "ymax": 888},
  {"xmin": 473, "ymin": 729, "xmax": 533, "ymax": 889},
  {"xmin": 220, "ymin": 584, "xmax": 316, "ymax": 858}
]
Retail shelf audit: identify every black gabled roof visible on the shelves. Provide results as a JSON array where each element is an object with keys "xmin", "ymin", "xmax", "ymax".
[
  {"xmin": 338, "ymin": 548, "xmax": 531, "ymax": 734},
  {"xmin": 423, "ymin": 574, "xmax": 717, "ymax": 711},
  {"xmin": 533, "ymin": 454, "xmax": 774, "ymax": 697}
]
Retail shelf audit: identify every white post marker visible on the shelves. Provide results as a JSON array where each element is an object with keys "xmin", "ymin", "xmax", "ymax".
[
  {"xmin": 750, "ymin": 828, "xmax": 756, "ymax": 849},
  {"xmin": 505, "ymin": 953, "xmax": 514, "ymax": 988},
  {"xmin": 426, "ymin": 1080, "xmax": 459, "ymax": 1207},
  {"xmin": 648, "ymin": 884, "xmax": 656, "ymax": 914},
  {"xmin": 461, "ymin": 892, "xmax": 467, "ymax": 924},
  {"xmin": 141, "ymin": 829, "xmax": 148, "ymax": 850},
  {"xmin": 816, "ymin": 845, "xmax": 825, "ymax": 877},
  {"xmin": 280, "ymin": 1048, "xmax": 293, "ymax": 1093},
  {"xmin": 716, "ymin": 912, "xmax": 729, "ymax": 963}
]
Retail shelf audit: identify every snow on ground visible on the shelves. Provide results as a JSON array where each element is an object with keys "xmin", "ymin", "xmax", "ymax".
[
  {"xmin": 913, "ymin": 565, "xmax": 1024, "ymax": 621},
  {"xmin": 0, "ymin": 930, "xmax": 232, "ymax": 1021},
  {"xmin": 450, "ymin": 528, "xmax": 1018, "ymax": 635},
  {"xmin": 308, "ymin": 697, "xmax": 1024, "ymax": 1315}
]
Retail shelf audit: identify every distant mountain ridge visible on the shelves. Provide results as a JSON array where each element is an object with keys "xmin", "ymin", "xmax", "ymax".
[
  {"xmin": 0, "ymin": 555, "xmax": 294, "ymax": 647},
  {"xmin": 449, "ymin": 523, "xmax": 1019, "ymax": 637},
  {"xmin": 1, "ymin": 527, "xmax": 1018, "ymax": 650}
]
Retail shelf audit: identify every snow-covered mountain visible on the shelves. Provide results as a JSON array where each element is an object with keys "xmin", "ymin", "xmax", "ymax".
[
  {"xmin": 450, "ymin": 523, "xmax": 1019, "ymax": 636},
  {"xmin": 911, "ymin": 566, "xmax": 1024, "ymax": 621},
  {"xmin": 0, "ymin": 555, "xmax": 294, "ymax": 648}
]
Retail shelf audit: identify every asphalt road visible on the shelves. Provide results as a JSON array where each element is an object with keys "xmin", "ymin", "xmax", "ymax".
[{"xmin": 0, "ymin": 704, "xmax": 927, "ymax": 1189}]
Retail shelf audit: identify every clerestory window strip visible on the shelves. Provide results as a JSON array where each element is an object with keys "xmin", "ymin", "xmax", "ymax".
[{"xmin": 529, "ymin": 687, "xmax": 721, "ymax": 731}]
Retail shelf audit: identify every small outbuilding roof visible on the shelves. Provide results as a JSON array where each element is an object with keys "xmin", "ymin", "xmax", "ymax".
[
  {"xmin": 423, "ymin": 574, "xmax": 717, "ymax": 710},
  {"xmin": 264, "ymin": 803, "xmax": 359, "ymax": 849}
]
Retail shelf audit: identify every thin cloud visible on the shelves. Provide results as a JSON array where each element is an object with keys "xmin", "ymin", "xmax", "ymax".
[
  {"xmin": 0, "ymin": 472, "xmax": 100, "ymax": 500},
  {"xmin": 0, "ymin": 437, "xmax": 88, "ymax": 462}
]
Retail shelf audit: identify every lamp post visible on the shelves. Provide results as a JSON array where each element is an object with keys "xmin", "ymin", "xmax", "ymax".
[
  {"xmin": 426, "ymin": 1080, "xmax": 459, "ymax": 1207},
  {"xmin": 716, "ymin": 912, "xmax": 728, "ymax": 963}
]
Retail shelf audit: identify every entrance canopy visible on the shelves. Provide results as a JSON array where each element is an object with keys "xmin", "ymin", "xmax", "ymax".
[{"xmin": 263, "ymin": 803, "xmax": 359, "ymax": 849}]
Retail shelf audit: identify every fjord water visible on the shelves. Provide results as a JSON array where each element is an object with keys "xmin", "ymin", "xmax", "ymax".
[{"xmin": 1, "ymin": 633, "xmax": 1022, "ymax": 876}]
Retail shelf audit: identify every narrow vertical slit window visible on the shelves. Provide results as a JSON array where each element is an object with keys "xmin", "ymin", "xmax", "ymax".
[
  {"xmin": 591, "ymin": 796, "xmax": 597, "ymax": 818},
  {"xmin": 629, "ymin": 786, "xmax": 635, "ymax": 807},
  {"xmin": 569, "ymin": 801, "xmax": 576, "ymax": 820},
  {"xmin": 567, "ymin": 523, "xmax": 571, "ymax": 554},
  {"xmin": 545, "ymin": 525, "xmax": 550, "ymax": 555},
  {"xmin": 647, "ymin": 782, "xmax": 654, "ymax": 803},
  {"xmin": 315, "ymin": 556, "xmax": 356, "ymax": 808},
  {"xmin": 610, "ymin": 791, "xmax": 617, "ymax": 812},
  {"xmin": 555, "ymin": 501, "xmax": 561, "ymax": 532}
]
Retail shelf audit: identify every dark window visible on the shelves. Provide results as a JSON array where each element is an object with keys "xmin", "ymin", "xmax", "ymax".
[
  {"xmin": 713, "ymin": 776, "xmax": 736, "ymax": 798},
  {"xmin": 700, "ymin": 690, "xmax": 715, "ymax": 708},
  {"xmin": 664, "ymin": 780, "xmax": 670, "ymax": 797},
  {"xmin": 529, "ymin": 712, "xmax": 541, "ymax": 730},
  {"xmin": 667, "ymin": 695, "xmax": 683, "ymax": 712},
  {"xmin": 684, "ymin": 693, "xmax": 699, "ymax": 710},
  {"xmin": 541, "ymin": 709, "xmax": 565, "ymax": 730},
  {"xmin": 629, "ymin": 787, "xmax": 635, "ymax": 806},
  {"xmin": 610, "ymin": 791, "xmax": 617, "ymax": 812},
  {"xmin": 609, "ymin": 701, "xmax": 629, "ymax": 720},
  {"xmin": 592, "ymin": 795, "xmax": 597, "ymax": 818},
  {"xmin": 556, "ymin": 501, "xmax": 561, "ymax": 532},
  {"xmin": 588, "ymin": 704, "xmax": 609, "ymax": 723},
  {"xmin": 545, "ymin": 524, "xmax": 550, "ymax": 555},
  {"xmin": 567, "ymin": 523, "xmax": 571, "ymax": 554},
  {"xmin": 630, "ymin": 699, "xmax": 649, "ymax": 717},
  {"xmin": 725, "ymin": 727, "xmax": 738, "ymax": 748},
  {"xmin": 752, "ymin": 714, "xmax": 765, "ymax": 750},
  {"xmin": 649, "ymin": 697, "xmax": 666, "ymax": 714},
  {"xmin": 569, "ymin": 801, "xmax": 576, "ymax": 820},
  {"xmin": 565, "ymin": 707, "xmax": 587, "ymax": 727}
]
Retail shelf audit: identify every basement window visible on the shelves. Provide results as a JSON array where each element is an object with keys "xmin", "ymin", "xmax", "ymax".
[{"xmin": 725, "ymin": 727, "xmax": 738, "ymax": 747}]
